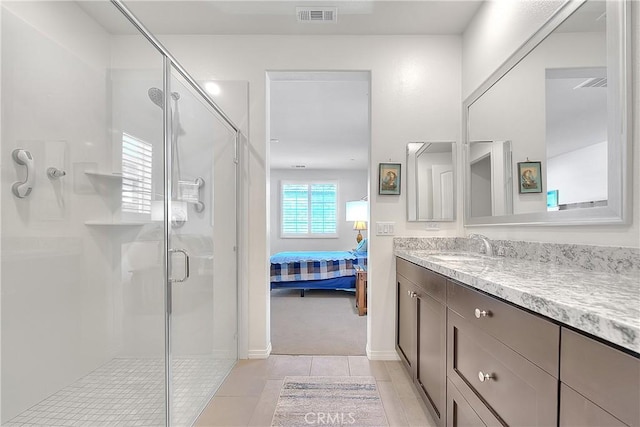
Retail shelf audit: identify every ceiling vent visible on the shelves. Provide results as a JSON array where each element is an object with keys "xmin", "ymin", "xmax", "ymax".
[
  {"xmin": 574, "ymin": 77, "xmax": 607, "ymax": 89},
  {"xmin": 296, "ymin": 7, "xmax": 337, "ymax": 23}
]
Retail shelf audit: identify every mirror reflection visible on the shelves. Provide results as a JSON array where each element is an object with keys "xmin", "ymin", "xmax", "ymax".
[
  {"xmin": 469, "ymin": 140, "xmax": 513, "ymax": 217},
  {"xmin": 545, "ymin": 65, "xmax": 608, "ymax": 211},
  {"xmin": 465, "ymin": 0, "xmax": 628, "ymax": 225},
  {"xmin": 407, "ymin": 142, "xmax": 455, "ymax": 222}
]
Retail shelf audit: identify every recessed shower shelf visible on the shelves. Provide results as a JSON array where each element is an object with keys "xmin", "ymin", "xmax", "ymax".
[
  {"xmin": 85, "ymin": 220, "xmax": 150, "ymax": 226},
  {"xmin": 84, "ymin": 171, "xmax": 124, "ymax": 180}
]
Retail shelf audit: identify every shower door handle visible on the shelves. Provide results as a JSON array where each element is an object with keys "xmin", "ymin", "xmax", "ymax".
[{"xmin": 169, "ymin": 248, "xmax": 190, "ymax": 283}]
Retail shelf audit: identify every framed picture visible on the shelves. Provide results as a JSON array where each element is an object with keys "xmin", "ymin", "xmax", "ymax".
[
  {"xmin": 517, "ymin": 161, "xmax": 542, "ymax": 193},
  {"xmin": 379, "ymin": 163, "xmax": 401, "ymax": 195}
]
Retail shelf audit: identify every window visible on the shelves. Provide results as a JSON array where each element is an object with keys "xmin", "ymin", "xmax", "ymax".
[
  {"xmin": 281, "ymin": 182, "xmax": 337, "ymax": 237},
  {"xmin": 122, "ymin": 133, "xmax": 153, "ymax": 215}
]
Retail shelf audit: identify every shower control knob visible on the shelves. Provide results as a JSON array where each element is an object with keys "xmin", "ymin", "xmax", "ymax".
[{"xmin": 47, "ymin": 167, "xmax": 66, "ymax": 179}]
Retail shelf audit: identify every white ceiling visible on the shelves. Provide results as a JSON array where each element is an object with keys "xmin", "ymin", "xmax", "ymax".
[
  {"xmin": 269, "ymin": 71, "xmax": 370, "ymax": 170},
  {"xmin": 80, "ymin": 1, "xmax": 483, "ymax": 36}
]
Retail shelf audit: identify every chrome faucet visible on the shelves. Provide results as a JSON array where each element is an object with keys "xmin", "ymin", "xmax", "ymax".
[{"xmin": 469, "ymin": 233, "xmax": 494, "ymax": 257}]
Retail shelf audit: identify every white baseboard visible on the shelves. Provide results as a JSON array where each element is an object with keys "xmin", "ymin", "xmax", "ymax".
[
  {"xmin": 247, "ymin": 342, "xmax": 272, "ymax": 359},
  {"xmin": 366, "ymin": 343, "xmax": 400, "ymax": 361}
]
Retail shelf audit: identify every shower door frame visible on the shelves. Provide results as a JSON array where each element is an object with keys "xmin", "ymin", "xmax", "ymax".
[{"xmin": 109, "ymin": 1, "xmax": 242, "ymax": 424}]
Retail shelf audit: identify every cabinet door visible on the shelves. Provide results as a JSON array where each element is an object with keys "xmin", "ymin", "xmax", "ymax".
[
  {"xmin": 416, "ymin": 292, "xmax": 446, "ymax": 425},
  {"xmin": 396, "ymin": 275, "xmax": 416, "ymax": 371},
  {"xmin": 446, "ymin": 379, "xmax": 487, "ymax": 427},
  {"xmin": 560, "ymin": 328, "xmax": 640, "ymax": 427},
  {"xmin": 447, "ymin": 309, "xmax": 558, "ymax": 426},
  {"xmin": 560, "ymin": 384, "xmax": 626, "ymax": 427}
]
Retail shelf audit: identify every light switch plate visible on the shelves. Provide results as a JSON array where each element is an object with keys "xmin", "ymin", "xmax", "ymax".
[{"xmin": 376, "ymin": 221, "xmax": 395, "ymax": 236}]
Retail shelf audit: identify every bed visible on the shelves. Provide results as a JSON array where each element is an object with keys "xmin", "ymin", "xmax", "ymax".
[{"xmin": 270, "ymin": 249, "xmax": 367, "ymax": 296}]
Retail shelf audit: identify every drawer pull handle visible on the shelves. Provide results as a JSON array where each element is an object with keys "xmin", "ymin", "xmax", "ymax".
[
  {"xmin": 409, "ymin": 291, "xmax": 418, "ymax": 299},
  {"xmin": 478, "ymin": 371, "xmax": 494, "ymax": 382},
  {"xmin": 474, "ymin": 308, "xmax": 490, "ymax": 318}
]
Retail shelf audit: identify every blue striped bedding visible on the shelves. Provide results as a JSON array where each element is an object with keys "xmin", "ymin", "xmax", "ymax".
[{"xmin": 270, "ymin": 251, "xmax": 367, "ymax": 283}]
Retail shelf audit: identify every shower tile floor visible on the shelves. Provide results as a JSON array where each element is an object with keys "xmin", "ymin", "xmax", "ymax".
[{"xmin": 4, "ymin": 357, "xmax": 235, "ymax": 427}]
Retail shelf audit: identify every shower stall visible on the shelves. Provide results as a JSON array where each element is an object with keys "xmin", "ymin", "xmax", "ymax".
[{"xmin": 1, "ymin": 1, "xmax": 241, "ymax": 425}]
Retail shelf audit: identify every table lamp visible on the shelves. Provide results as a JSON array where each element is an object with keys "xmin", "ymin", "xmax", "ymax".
[{"xmin": 346, "ymin": 200, "xmax": 368, "ymax": 244}]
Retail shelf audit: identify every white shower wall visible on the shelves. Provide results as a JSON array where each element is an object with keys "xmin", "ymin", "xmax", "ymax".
[{"xmin": 1, "ymin": 2, "xmax": 118, "ymax": 421}]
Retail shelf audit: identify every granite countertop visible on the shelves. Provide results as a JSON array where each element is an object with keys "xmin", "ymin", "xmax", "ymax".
[{"xmin": 395, "ymin": 249, "xmax": 640, "ymax": 354}]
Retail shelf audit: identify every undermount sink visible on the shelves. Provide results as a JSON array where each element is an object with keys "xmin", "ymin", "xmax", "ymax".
[{"xmin": 429, "ymin": 253, "xmax": 483, "ymax": 262}]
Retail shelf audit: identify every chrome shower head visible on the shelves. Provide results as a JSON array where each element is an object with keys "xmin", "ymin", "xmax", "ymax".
[{"xmin": 148, "ymin": 87, "xmax": 180, "ymax": 108}]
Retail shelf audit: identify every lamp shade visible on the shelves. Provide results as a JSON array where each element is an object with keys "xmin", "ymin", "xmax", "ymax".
[
  {"xmin": 345, "ymin": 200, "xmax": 368, "ymax": 222},
  {"xmin": 353, "ymin": 221, "xmax": 367, "ymax": 231}
]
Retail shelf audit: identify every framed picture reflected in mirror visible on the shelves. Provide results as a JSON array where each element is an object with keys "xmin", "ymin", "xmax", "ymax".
[{"xmin": 517, "ymin": 161, "xmax": 542, "ymax": 194}]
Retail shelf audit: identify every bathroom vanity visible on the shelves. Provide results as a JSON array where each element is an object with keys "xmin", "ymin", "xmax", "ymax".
[{"xmin": 395, "ymin": 250, "xmax": 640, "ymax": 427}]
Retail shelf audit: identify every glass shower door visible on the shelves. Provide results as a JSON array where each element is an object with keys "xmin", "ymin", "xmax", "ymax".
[
  {"xmin": 166, "ymin": 69, "xmax": 238, "ymax": 425},
  {"xmin": 1, "ymin": 1, "xmax": 169, "ymax": 426}
]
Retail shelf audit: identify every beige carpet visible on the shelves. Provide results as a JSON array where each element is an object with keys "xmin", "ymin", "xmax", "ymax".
[
  {"xmin": 270, "ymin": 289, "xmax": 367, "ymax": 355},
  {"xmin": 271, "ymin": 376, "xmax": 388, "ymax": 427}
]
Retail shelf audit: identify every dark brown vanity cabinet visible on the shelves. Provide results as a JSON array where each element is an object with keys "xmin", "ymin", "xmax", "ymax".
[
  {"xmin": 560, "ymin": 328, "xmax": 640, "ymax": 427},
  {"xmin": 446, "ymin": 379, "xmax": 496, "ymax": 427},
  {"xmin": 396, "ymin": 257, "xmax": 640, "ymax": 427},
  {"xmin": 396, "ymin": 258, "xmax": 447, "ymax": 426},
  {"xmin": 446, "ymin": 279, "xmax": 560, "ymax": 426},
  {"xmin": 396, "ymin": 273, "xmax": 417, "ymax": 370},
  {"xmin": 447, "ymin": 309, "xmax": 558, "ymax": 426}
]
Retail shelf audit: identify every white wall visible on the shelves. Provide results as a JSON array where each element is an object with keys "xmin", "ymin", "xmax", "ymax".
[
  {"xmin": 462, "ymin": 1, "xmax": 639, "ymax": 248},
  {"xmin": 270, "ymin": 169, "xmax": 367, "ymax": 254},
  {"xmin": 111, "ymin": 34, "xmax": 462, "ymax": 359},
  {"xmin": 547, "ymin": 141, "xmax": 608, "ymax": 206},
  {"xmin": 0, "ymin": 2, "xmax": 115, "ymax": 421}
]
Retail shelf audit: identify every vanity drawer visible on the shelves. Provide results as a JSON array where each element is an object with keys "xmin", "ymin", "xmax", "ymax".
[
  {"xmin": 561, "ymin": 328, "xmax": 640, "ymax": 427},
  {"xmin": 397, "ymin": 258, "xmax": 446, "ymax": 303},
  {"xmin": 447, "ymin": 280, "xmax": 559, "ymax": 376},
  {"xmin": 447, "ymin": 309, "xmax": 558, "ymax": 427}
]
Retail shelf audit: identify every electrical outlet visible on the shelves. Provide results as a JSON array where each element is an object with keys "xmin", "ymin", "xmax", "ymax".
[{"xmin": 376, "ymin": 221, "xmax": 395, "ymax": 236}]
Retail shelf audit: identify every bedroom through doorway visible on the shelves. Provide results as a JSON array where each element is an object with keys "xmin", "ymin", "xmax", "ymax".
[{"xmin": 267, "ymin": 71, "xmax": 371, "ymax": 356}]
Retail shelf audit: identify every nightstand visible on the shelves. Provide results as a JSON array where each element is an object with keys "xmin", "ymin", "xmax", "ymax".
[{"xmin": 355, "ymin": 265, "xmax": 367, "ymax": 316}]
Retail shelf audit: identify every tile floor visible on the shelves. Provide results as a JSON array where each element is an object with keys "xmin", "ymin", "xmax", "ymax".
[
  {"xmin": 195, "ymin": 355, "xmax": 437, "ymax": 427},
  {"xmin": 5, "ymin": 357, "xmax": 235, "ymax": 427}
]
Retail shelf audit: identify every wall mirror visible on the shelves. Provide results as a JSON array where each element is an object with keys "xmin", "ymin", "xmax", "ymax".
[
  {"xmin": 464, "ymin": 0, "xmax": 631, "ymax": 226},
  {"xmin": 407, "ymin": 141, "xmax": 456, "ymax": 222}
]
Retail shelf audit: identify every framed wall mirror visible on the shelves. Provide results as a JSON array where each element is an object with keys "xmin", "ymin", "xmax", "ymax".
[
  {"xmin": 407, "ymin": 141, "xmax": 456, "ymax": 222},
  {"xmin": 464, "ymin": 0, "xmax": 631, "ymax": 226}
]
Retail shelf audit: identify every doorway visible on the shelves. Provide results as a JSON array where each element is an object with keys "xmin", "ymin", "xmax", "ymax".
[{"xmin": 266, "ymin": 71, "xmax": 371, "ymax": 355}]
